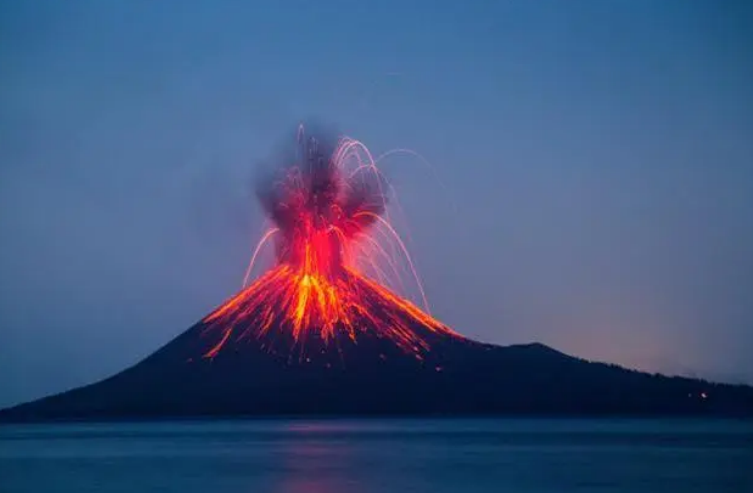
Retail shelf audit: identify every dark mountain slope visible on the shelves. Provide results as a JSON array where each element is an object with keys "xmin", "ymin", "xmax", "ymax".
[{"xmin": 2, "ymin": 318, "xmax": 751, "ymax": 421}]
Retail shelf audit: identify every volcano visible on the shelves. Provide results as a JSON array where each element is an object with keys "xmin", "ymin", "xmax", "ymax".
[{"xmin": 2, "ymin": 129, "xmax": 752, "ymax": 421}]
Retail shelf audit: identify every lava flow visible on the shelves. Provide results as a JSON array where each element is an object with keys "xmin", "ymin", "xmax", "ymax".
[{"xmin": 201, "ymin": 126, "xmax": 460, "ymax": 360}]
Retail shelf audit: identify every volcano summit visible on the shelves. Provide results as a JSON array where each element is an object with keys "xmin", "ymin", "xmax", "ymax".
[
  {"xmin": 2, "ymin": 128, "xmax": 752, "ymax": 421},
  {"xmin": 199, "ymin": 129, "xmax": 460, "ymax": 362}
]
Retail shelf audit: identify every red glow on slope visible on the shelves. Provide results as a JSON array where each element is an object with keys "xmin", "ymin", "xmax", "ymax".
[{"xmin": 201, "ymin": 130, "xmax": 459, "ymax": 358}]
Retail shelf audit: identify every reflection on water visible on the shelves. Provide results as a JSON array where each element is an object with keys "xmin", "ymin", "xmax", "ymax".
[
  {"xmin": 1, "ymin": 419, "xmax": 752, "ymax": 493},
  {"xmin": 277, "ymin": 423, "xmax": 359, "ymax": 493}
]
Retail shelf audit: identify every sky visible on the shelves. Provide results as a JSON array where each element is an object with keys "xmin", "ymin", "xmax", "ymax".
[{"xmin": 1, "ymin": 0, "xmax": 752, "ymax": 408}]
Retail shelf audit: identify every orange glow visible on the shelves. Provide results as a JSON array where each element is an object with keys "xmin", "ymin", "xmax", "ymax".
[{"xmin": 201, "ymin": 131, "xmax": 460, "ymax": 359}]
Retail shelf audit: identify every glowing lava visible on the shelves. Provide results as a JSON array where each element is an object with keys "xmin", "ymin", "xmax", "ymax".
[{"xmin": 201, "ymin": 127, "xmax": 459, "ymax": 359}]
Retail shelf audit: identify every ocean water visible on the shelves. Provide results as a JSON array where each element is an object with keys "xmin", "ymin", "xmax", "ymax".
[{"xmin": 1, "ymin": 419, "xmax": 751, "ymax": 492}]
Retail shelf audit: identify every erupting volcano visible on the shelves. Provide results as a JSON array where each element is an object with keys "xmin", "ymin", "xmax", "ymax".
[
  {"xmin": 200, "ymin": 127, "xmax": 462, "ymax": 362},
  {"xmin": 3, "ymin": 126, "xmax": 752, "ymax": 422}
]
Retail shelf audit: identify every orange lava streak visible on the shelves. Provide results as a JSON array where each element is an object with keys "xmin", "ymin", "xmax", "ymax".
[{"xmin": 202, "ymin": 264, "xmax": 459, "ymax": 358}]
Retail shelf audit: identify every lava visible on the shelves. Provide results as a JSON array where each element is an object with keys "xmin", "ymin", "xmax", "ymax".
[{"xmin": 201, "ymin": 126, "xmax": 459, "ymax": 359}]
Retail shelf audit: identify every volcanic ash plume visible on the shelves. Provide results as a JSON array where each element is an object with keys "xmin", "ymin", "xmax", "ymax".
[
  {"xmin": 255, "ymin": 129, "xmax": 385, "ymax": 279},
  {"xmin": 201, "ymin": 126, "xmax": 460, "ymax": 360}
]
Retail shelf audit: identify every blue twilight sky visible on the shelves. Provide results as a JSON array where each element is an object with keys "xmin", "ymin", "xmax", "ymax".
[{"xmin": 1, "ymin": 1, "xmax": 752, "ymax": 407}]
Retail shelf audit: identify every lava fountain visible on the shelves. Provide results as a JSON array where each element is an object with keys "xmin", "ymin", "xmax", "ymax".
[{"xmin": 201, "ymin": 126, "xmax": 461, "ymax": 360}]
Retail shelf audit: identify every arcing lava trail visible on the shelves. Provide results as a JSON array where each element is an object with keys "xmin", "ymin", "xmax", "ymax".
[{"xmin": 201, "ymin": 127, "xmax": 461, "ymax": 360}]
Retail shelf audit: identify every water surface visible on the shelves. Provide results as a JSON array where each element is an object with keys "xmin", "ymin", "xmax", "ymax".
[{"xmin": 1, "ymin": 419, "xmax": 751, "ymax": 492}]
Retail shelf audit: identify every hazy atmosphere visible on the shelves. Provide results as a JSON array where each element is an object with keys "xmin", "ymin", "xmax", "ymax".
[{"xmin": 1, "ymin": 0, "xmax": 752, "ymax": 408}]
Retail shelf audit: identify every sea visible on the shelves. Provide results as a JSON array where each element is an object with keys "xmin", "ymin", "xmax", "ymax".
[{"xmin": 1, "ymin": 418, "xmax": 751, "ymax": 492}]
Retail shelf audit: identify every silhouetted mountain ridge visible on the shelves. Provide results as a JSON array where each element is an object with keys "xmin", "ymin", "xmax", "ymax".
[{"xmin": 2, "ymin": 319, "xmax": 752, "ymax": 421}]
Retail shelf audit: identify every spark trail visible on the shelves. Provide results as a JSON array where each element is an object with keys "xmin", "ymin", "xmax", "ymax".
[{"xmin": 201, "ymin": 126, "xmax": 460, "ymax": 359}]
